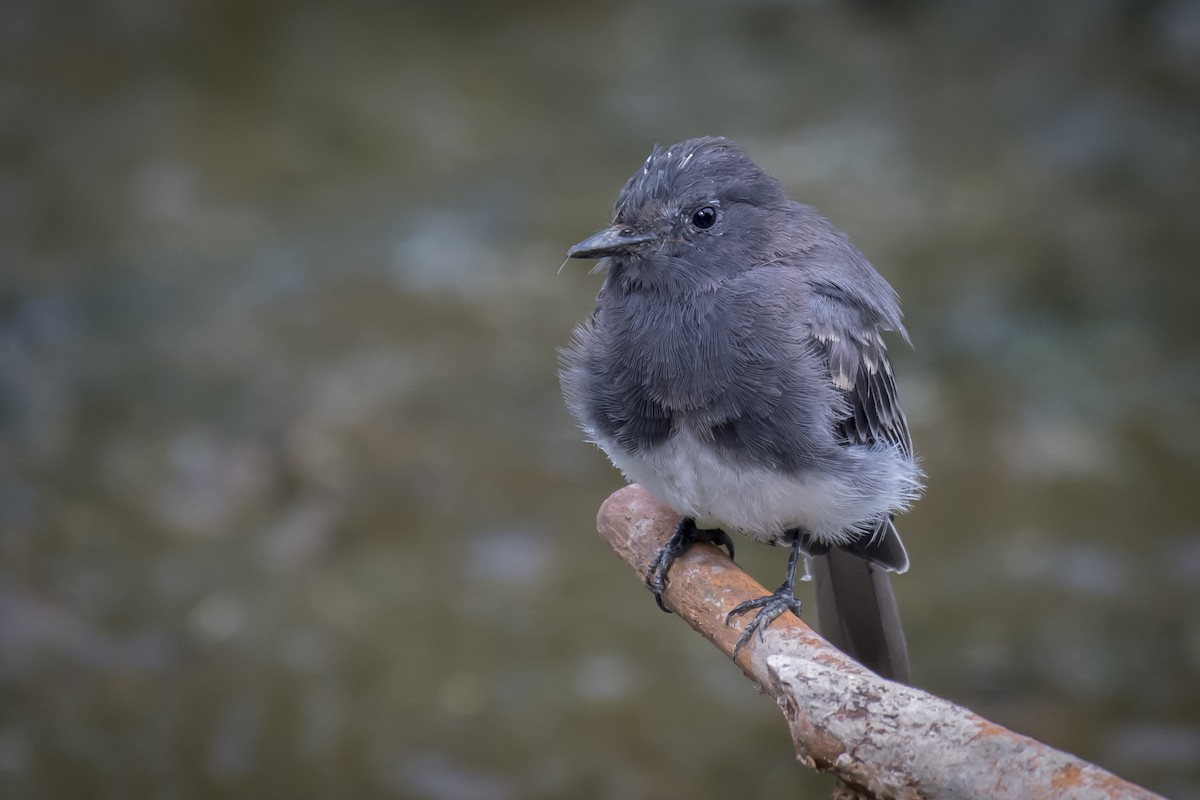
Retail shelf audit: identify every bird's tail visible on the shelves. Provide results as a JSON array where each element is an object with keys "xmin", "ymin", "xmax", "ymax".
[{"xmin": 810, "ymin": 547, "xmax": 910, "ymax": 683}]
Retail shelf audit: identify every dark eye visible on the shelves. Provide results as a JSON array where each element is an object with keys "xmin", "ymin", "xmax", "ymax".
[{"xmin": 691, "ymin": 206, "xmax": 717, "ymax": 229}]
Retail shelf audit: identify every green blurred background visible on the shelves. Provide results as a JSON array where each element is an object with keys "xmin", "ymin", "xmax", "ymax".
[{"xmin": 2, "ymin": 0, "xmax": 1199, "ymax": 797}]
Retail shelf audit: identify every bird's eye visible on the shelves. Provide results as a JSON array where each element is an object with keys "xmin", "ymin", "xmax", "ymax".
[{"xmin": 691, "ymin": 206, "xmax": 717, "ymax": 229}]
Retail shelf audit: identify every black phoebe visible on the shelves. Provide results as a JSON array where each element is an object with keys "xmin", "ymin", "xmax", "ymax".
[{"xmin": 560, "ymin": 137, "xmax": 922, "ymax": 680}]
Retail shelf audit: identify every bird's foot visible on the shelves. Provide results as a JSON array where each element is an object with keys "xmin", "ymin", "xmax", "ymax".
[
  {"xmin": 646, "ymin": 518, "xmax": 735, "ymax": 613},
  {"xmin": 726, "ymin": 582, "xmax": 802, "ymax": 659}
]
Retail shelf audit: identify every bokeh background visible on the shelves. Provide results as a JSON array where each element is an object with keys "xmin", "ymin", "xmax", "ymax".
[{"xmin": 3, "ymin": 0, "xmax": 1199, "ymax": 797}]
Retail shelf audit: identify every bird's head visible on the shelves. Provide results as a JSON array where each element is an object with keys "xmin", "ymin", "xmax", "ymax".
[{"xmin": 567, "ymin": 137, "xmax": 791, "ymax": 290}]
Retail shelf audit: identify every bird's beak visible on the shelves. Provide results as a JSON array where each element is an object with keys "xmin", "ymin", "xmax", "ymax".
[{"xmin": 566, "ymin": 226, "xmax": 657, "ymax": 259}]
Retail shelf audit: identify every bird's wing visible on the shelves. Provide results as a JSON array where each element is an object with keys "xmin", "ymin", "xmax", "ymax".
[
  {"xmin": 806, "ymin": 280, "xmax": 913, "ymax": 458},
  {"xmin": 806, "ymin": 278, "xmax": 913, "ymax": 573}
]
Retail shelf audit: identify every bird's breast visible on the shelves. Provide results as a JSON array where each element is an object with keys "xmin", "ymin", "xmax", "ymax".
[{"xmin": 593, "ymin": 428, "xmax": 910, "ymax": 546}]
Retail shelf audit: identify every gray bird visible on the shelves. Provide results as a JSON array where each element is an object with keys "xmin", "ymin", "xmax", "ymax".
[{"xmin": 560, "ymin": 137, "xmax": 922, "ymax": 680}]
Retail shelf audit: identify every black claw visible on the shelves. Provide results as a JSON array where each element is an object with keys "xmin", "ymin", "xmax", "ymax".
[
  {"xmin": 726, "ymin": 584, "xmax": 802, "ymax": 658},
  {"xmin": 654, "ymin": 587, "xmax": 671, "ymax": 613},
  {"xmin": 726, "ymin": 530, "xmax": 806, "ymax": 659},
  {"xmin": 646, "ymin": 518, "xmax": 735, "ymax": 613}
]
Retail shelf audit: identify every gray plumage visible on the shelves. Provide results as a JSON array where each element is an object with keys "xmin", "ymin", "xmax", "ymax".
[{"xmin": 560, "ymin": 137, "xmax": 922, "ymax": 680}]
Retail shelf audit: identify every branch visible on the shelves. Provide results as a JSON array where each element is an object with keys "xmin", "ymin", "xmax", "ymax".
[{"xmin": 597, "ymin": 485, "xmax": 1163, "ymax": 800}]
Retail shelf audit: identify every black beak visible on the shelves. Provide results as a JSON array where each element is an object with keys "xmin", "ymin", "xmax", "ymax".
[{"xmin": 566, "ymin": 226, "xmax": 657, "ymax": 259}]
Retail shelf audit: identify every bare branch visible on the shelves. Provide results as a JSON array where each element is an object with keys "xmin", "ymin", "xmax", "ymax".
[{"xmin": 596, "ymin": 485, "xmax": 1163, "ymax": 800}]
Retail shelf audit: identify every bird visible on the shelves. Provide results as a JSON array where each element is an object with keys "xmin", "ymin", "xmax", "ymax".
[{"xmin": 559, "ymin": 136, "xmax": 922, "ymax": 681}]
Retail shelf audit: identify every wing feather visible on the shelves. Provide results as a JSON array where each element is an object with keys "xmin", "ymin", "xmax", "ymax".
[
  {"xmin": 808, "ymin": 294, "xmax": 912, "ymax": 457},
  {"xmin": 807, "ymin": 281, "xmax": 914, "ymax": 572}
]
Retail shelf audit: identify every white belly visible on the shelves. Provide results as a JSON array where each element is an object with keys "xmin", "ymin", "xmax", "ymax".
[{"xmin": 593, "ymin": 429, "xmax": 918, "ymax": 546}]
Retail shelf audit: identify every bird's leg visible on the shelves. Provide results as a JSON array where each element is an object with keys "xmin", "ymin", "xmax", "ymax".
[
  {"xmin": 646, "ymin": 517, "xmax": 735, "ymax": 613},
  {"xmin": 726, "ymin": 530, "xmax": 804, "ymax": 658}
]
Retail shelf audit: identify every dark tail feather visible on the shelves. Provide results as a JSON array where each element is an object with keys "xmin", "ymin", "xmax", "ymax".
[
  {"xmin": 810, "ymin": 548, "xmax": 910, "ymax": 683},
  {"xmin": 839, "ymin": 517, "xmax": 910, "ymax": 573}
]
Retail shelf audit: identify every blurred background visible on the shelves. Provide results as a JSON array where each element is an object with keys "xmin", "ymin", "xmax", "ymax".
[{"xmin": 2, "ymin": 0, "xmax": 1199, "ymax": 797}]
